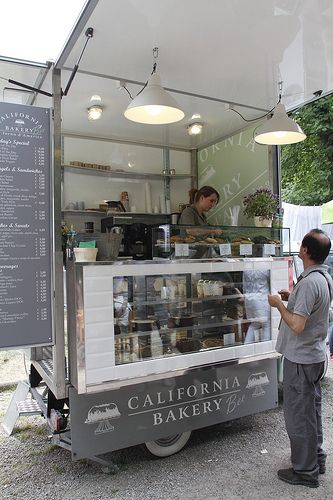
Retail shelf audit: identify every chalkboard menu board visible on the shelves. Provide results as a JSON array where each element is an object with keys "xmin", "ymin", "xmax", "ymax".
[{"xmin": 0, "ymin": 102, "xmax": 53, "ymax": 348}]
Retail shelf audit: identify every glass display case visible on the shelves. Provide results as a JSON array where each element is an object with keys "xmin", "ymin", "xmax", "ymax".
[
  {"xmin": 152, "ymin": 224, "xmax": 290, "ymax": 260},
  {"xmin": 113, "ymin": 267, "xmax": 272, "ymax": 365},
  {"xmin": 67, "ymin": 257, "xmax": 291, "ymax": 392}
]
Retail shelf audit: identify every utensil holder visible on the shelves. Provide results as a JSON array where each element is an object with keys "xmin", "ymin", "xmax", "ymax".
[{"xmin": 97, "ymin": 232, "xmax": 122, "ymax": 260}]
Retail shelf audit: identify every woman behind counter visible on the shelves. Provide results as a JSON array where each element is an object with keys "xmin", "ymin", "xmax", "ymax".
[{"xmin": 178, "ymin": 186, "xmax": 220, "ymax": 226}]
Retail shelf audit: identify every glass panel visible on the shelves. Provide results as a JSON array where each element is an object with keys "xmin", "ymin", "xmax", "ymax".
[
  {"xmin": 113, "ymin": 269, "xmax": 272, "ymax": 365},
  {"xmin": 152, "ymin": 224, "xmax": 290, "ymax": 259}
]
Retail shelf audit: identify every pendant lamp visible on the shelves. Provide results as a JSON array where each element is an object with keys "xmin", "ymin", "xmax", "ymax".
[
  {"xmin": 254, "ymin": 102, "xmax": 306, "ymax": 145},
  {"xmin": 124, "ymin": 72, "xmax": 184, "ymax": 125}
]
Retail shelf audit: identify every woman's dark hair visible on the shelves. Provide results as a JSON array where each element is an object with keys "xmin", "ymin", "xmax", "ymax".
[
  {"xmin": 189, "ymin": 186, "xmax": 220, "ymax": 204},
  {"xmin": 302, "ymin": 229, "xmax": 331, "ymax": 263},
  {"xmin": 188, "ymin": 188, "xmax": 198, "ymax": 204}
]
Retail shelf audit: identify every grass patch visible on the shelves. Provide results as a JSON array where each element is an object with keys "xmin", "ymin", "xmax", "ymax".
[
  {"xmin": 0, "ymin": 384, "xmax": 17, "ymax": 393},
  {"xmin": 77, "ymin": 458, "xmax": 90, "ymax": 466},
  {"xmin": 53, "ymin": 464, "xmax": 66, "ymax": 474},
  {"xmin": 44, "ymin": 444, "xmax": 60, "ymax": 454},
  {"xmin": 12, "ymin": 420, "xmax": 46, "ymax": 441},
  {"xmin": 33, "ymin": 423, "xmax": 48, "ymax": 435},
  {"xmin": 15, "ymin": 432, "xmax": 32, "ymax": 442},
  {"xmin": 12, "ymin": 422, "xmax": 35, "ymax": 433}
]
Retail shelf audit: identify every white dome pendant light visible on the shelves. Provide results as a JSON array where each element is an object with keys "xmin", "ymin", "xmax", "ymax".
[
  {"xmin": 255, "ymin": 102, "xmax": 306, "ymax": 145},
  {"xmin": 255, "ymin": 82, "xmax": 306, "ymax": 145},
  {"xmin": 124, "ymin": 48, "xmax": 184, "ymax": 125}
]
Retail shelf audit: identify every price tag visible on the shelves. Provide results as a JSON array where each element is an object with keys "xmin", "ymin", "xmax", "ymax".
[
  {"xmin": 239, "ymin": 243, "xmax": 253, "ymax": 255},
  {"xmin": 263, "ymin": 244, "xmax": 276, "ymax": 255},
  {"xmin": 223, "ymin": 332, "xmax": 235, "ymax": 345},
  {"xmin": 219, "ymin": 243, "xmax": 231, "ymax": 256},
  {"xmin": 175, "ymin": 243, "xmax": 189, "ymax": 257}
]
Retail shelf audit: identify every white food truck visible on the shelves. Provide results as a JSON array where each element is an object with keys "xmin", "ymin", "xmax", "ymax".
[{"xmin": 1, "ymin": 0, "xmax": 332, "ymax": 463}]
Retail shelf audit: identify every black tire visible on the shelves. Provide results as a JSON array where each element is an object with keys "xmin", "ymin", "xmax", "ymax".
[{"xmin": 144, "ymin": 431, "xmax": 192, "ymax": 458}]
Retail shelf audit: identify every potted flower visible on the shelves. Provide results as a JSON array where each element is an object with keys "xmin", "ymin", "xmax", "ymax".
[{"xmin": 243, "ymin": 187, "xmax": 279, "ymax": 227}]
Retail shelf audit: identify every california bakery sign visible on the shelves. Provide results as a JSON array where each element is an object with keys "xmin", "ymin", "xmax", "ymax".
[
  {"xmin": 0, "ymin": 111, "xmax": 45, "ymax": 138},
  {"xmin": 69, "ymin": 359, "xmax": 277, "ymax": 459},
  {"xmin": 127, "ymin": 375, "xmax": 244, "ymax": 426}
]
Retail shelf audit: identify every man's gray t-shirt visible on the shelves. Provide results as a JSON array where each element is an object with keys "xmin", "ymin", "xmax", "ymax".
[{"xmin": 276, "ymin": 264, "xmax": 333, "ymax": 364}]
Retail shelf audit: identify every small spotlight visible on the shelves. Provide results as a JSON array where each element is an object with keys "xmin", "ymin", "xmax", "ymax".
[
  {"xmin": 87, "ymin": 105, "xmax": 103, "ymax": 120},
  {"xmin": 187, "ymin": 122, "xmax": 203, "ymax": 136}
]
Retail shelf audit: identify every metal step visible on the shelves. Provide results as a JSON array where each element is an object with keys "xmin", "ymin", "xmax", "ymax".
[
  {"xmin": 16, "ymin": 399, "xmax": 43, "ymax": 416},
  {"xmin": 2, "ymin": 381, "xmax": 44, "ymax": 435}
]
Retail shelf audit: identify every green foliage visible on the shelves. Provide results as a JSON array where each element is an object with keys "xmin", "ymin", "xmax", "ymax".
[{"xmin": 281, "ymin": 94, "xmax": 333, "ymax": 205}]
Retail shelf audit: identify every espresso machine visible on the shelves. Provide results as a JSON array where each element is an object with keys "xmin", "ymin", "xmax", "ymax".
[{"xmin": 101, "ymin": 213, "xmax": 170, "ymax": 260}]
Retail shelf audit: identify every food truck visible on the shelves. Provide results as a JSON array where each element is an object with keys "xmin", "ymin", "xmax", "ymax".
[{"xmin": 1, "ymin": 0, "xmax": 332, "ymax": 463}]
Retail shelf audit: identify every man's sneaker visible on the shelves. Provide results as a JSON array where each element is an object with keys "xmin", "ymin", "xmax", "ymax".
[
  {"xmin": 319, "ymin": 462, "xmax": 326, "ymax": 474},
  {"xmin": 277, "ymin": 468, "xmax": 319, "ymax": 488}
]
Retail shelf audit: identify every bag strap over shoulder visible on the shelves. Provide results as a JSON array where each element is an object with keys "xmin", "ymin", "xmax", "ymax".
[{"xmin": 306, "ymin": 270, "xmax": 333, "ymax": 302}]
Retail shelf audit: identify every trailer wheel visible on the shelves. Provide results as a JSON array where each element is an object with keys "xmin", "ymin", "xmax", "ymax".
[{"xmin": 144, "ymin": 431, "xmax": 191, "ymax": 458}]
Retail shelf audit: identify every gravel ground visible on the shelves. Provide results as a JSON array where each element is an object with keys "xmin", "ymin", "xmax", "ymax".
[{"xmin": 1, "ymin": 350, "xmax": 333, "ymax": 500}]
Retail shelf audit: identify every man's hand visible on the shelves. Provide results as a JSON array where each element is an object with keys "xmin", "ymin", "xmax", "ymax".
[
  {"xmin": 268, "ymin": 294, "xmax": 282, "ymax": 308},
  {"xmin": 268, "ymin": 293, "xmax": 306, "ymax": 334},
  {"xmin": 278, "ymin": 289, "xmax": 290, "ymax": 301}
]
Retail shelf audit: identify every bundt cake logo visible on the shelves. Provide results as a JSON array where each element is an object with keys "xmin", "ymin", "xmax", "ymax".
[
  {"xmin": 246, "ymin": 371, "xmax": 270, "ymax": 397},
  {"xmin": 85, "ymin": 402, "xmax": 121, "ymax": 435}
]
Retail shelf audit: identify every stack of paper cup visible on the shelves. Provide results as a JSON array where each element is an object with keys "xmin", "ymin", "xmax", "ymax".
[
  {"xmin": 145, "ymin": 182, "xmax": 152, "ymax": 213},
  {"xmin": 160, "ymin": 193, "xmax": 166, "ymax": 213}
]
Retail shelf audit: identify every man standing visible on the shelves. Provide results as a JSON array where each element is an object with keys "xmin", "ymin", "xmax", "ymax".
[{"xmin": 268, "ymin": 229, "xmax": 333, "ymax": 489}]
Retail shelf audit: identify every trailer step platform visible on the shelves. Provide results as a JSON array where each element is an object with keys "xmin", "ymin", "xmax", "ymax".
[
  {"xmin": 16, "ymin": 399, "xmax": 43, "ymax": 416},
  {"xmin": 1, "ymin": 381, "xmax": 44, "ymax": 436}
]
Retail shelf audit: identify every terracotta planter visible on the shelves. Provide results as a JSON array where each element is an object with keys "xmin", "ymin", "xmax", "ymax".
[{"xmin": 254, "ymin": 216, "xmax": 272, "ymax": 227}]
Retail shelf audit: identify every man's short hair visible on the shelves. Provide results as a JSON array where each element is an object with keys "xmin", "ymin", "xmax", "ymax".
[{"xmin": 302, "ymin": 229, "xmax": 331, "ymax": 263}]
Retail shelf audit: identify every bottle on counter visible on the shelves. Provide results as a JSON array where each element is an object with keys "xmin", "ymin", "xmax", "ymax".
[
  {"xmin": 120, "ymin": 191, "xmax": 130, "ymax": 212},
  {"xmin": 272, "ymin": 209, "xmax": 284, "ymax": 228},
  {"xmin": 62, "ymin": 221, "xmax": 69, "ymax": 266},
  {"xmin": 66, "ymin": 226, "xmax": 78, "ymax": 260}
]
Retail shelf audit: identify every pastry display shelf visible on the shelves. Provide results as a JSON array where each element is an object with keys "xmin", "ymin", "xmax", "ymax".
[
  {"xmin": 116, "ymin": 316, "xmax": 266, "ymax": 338},
  {"xmin": 152, "ymin": 225, "xmax": 291, "ymax": 258},
  {"xmin": 113, "ymin": 293, "xmax": 245, "ymax": 307},
  {"xmin": 155, "ymin": 242, "xmax": 283, "ymax": 247}
]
